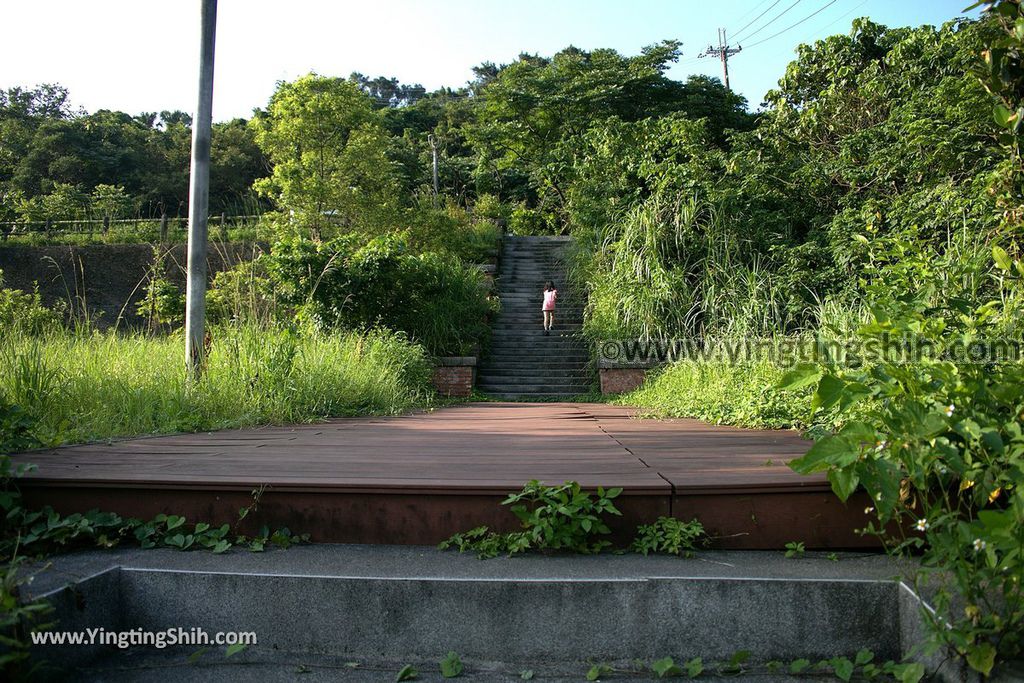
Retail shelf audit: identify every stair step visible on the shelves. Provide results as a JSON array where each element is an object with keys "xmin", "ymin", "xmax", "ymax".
[
  {"xmin": 479, "ymin": 385, "xmax": 592, "ymax": 394},
  {"xmin": 477, "ymin": 377, "xmax": 591, "ymax": 386}
]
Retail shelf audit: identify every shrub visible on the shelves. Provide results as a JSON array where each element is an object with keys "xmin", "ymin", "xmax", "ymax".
[
  {"xmin": 403, "ymin": 203, "xmax": 502, "ymax": 264},
  {"xmin": 0, "ymin": 271, "xmax": 63, "ymax": 336},
  {"xmin": 781, "ymin": 246, "xmax": 1024, "ymax": 676},
  {"xmin": 632, "ymin": 516, "xmax": 707, "ymax": 556},
  {"xmin": 439, "ymin": 481, "xmax": 623, "ymax": 558},
  {"xmin": 264, "ymin": 235, "xmax": 496, "ymax": 356}
]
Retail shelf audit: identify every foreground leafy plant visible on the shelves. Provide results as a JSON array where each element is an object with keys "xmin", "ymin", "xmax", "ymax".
[
  {"xmin": 439, "ymin": 481, "xmax": 622, "ymax": 558},
  {"xmin": 651, "ymin": 656, "xmax": 684, "ymax": 678},
  {"xmin": 439, "ymin": 651, "xmax": 463, "ymax": 678},
  {"xmin": 631, "ymin": 516, "xmax": 707, "ymax": 556},
  {"xmin": 781, "ymin": 248, "xmax": 1024, "ymax": 675},
  {"xmin": 784, "ymin": 541, "xmax": 805, "ymax": 559},
  {"xmin": 1, "ymin": 550, "xmax": 55, "ymax": 682}
]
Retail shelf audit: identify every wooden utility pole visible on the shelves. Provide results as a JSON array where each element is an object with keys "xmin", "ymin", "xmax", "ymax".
[
  {"xmin": 184, "ymin": 0, "xmax": 217, "ymax": 379},
  {"xmin": 699, "ymin": 28, "xmax": 741, "ymax": 90}
]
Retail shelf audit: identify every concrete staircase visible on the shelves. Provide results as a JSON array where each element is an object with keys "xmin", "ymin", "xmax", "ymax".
[{"xmin": 478, "ymin": 235, "xmax": 591, "ymax": 399}]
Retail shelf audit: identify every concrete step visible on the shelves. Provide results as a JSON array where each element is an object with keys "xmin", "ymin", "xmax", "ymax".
[
  {"xmin": 478, "ymin": 383, "xmax": 592, "ymax": 393},
  {"xmin": 28, "ymin": 544, "xmax": 930, "ymax": 682},
  {"xmin": 477, "ymin": 362, "xmax": 590, "ymax": 371},
  {"xmin": 476, "ymin": 376, "xmax": 591, "ymax": 385}
]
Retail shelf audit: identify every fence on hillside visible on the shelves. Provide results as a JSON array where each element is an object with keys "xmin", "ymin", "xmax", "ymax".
[{"xmin": 0, "ymin": 214, "xmax": 264, "ymax": 243}]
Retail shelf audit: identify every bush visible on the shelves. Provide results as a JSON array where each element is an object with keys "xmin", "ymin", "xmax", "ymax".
[
  {"xmin": 439, "ymin": 481, "xmax": 623, "ymax": 558},
  {"xmin": 403, "ymin": 203, "xmax": 502, "ymax": 264},
  {"xmin": 264, "ymin": 235, "xmax": 496, "ymax": 356},
  {"xmin": 0, "ymin": 270, "xmax": 63, "ymax": 335},
  {"xmin": 781, "ymin": 246, "xmax": 1024, "ymax": 675}
]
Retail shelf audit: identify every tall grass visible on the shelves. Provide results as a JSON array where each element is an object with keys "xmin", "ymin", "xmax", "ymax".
[
  {"xmin": 575, "ymin": 194, "xmax": 805, "ymax": 342},
  {"xmin": 0, "ymin": 325, "xmax": 433, "ymax": 448},
  {"xmin": 622, "ymin": 355, "xmax": 810, "ymax": 429}
]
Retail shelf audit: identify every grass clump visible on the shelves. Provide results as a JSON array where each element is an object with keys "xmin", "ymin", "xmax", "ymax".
[
  {"xmin": 0, "ymin": 325, "xmax": 433, "ymax": 448},
  {"xmin": 621, "ymin": 353, "xmax": 811, "ymax": 430}
]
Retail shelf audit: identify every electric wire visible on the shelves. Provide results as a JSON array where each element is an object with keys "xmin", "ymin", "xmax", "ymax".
[
  {"xmin": 729, "ymin": 0, "xmax": 785, "ymax": 43},
  {"xmin": 732, "ymin": 0, "xmax": 775, "ymax": 26},
  {"xmin": 801, "ymin": 0, "xmax": 869, "ymax": 43},
  {"xmin": 743, "ymin": 0, "xmax": 840, "ymax": 49},
  {"xmin": 732, "ymin": 0, "xmax": 805, "ymax": 43}
]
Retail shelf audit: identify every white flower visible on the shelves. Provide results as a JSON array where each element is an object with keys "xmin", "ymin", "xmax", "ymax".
[
  {"xmin": 874, "ymin": 440, "xmax": 888, "ymax": 452},
  {"xmin": 915, "ymin": 518, "xmax": 930, "ymax": 532},
  {"xmin": 864, "ymin": 506, "xmax": 875, "ymax": 515},
  {"xmin": 876, "ymin": 492, "xmax": 883, "ymax": 501},
  {"xmin": 945, "ymin": 404, "xmax": 955, "ymax": 418},
  {"xmin": 973, "ymin": 539, "xmax": 986, "ymax": 552}
]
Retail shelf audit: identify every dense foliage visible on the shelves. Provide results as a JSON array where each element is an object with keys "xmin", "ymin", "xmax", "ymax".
[
  {"xmin": 0, "ymin": 85, "xmax": 266, "ymax": 221},
  {"xmin": 258, "ymin": 235, "xmax": 496, "ymax": 356},
  {"xmin": 573, "ymin": 17, "xmax": 1002, "ymax": 340},
  {"xmin": 608, "ymin": 8, "xmax": 1024, "ymax": 676}
]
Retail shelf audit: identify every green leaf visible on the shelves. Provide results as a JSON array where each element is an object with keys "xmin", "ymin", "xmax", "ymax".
[
  {"xmin": 440, "ymin": 651, "xmax": 463, "ymax": 678},
  {"xmin": 225, "ymin": 643, "xmax": 248, "ymax": 658},
  {"xmin": 187, "ymin": 647, "xmax": 209, "ymax": 664},
  {"xmin": 586, "ymin": 665, "xmax": 602, "ymax": 681},
  {"xmin": 993, "ymin": 245, "xmax": 1013, "ymax": 271},
  {"xmin": 827, "ymin": 467, "xmax": 860, "ymax": 501},
  {"xmin": 777, "ymin": 363, "xmax": 822, "ymax": 391},
  {"xmin": 831, "ymin": 657, "xmax": 854, "ymax": 682},
  {"xmin": 652, "ymin": 657, "xmax": 683, "ymax": 678},
  {"xmin": 685, "ymin": 657, "xmax": 703, "ymax": 678},
  {"xmin": 520, "ymin": 670, "xmax": 535, "ymax": 680},
  {"xmin": 892, "ymin": 662, "xmax": 925, "ymax": 683},
  {"xmin": 855, "ymin": 649, "xmax": 874, "ymax": 666},
  {"xmin": 790, "ymin": 659, "xmax": 811, "ymax": 674},
  {"xmin": 994, "ymin": 103, "xmax": 1016, "ymax": 129},
  {"xmin": 812, "ymin": 374, "xmax": 847, "ymax": 412},
  {"xmin": 396, "ymin": 664, "xmax": 419, "ymax": 681},
  {"xmin": 966, "ymin": 642, "xmax": 996, "ymax": 676},
  {"xmin": 789, "ymin": 435, "xmax": 857, "ymax": 474}
]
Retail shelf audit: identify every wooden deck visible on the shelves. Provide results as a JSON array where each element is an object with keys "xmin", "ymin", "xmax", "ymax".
[{"xmin": 12, "ymin": 403, "xmax": 874, "ymax": 549}]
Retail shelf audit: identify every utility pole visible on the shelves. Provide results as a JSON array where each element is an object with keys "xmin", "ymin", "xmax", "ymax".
[
  {"xmin": 184, "ymin": 0, "xmax": 217, "ymax": 380},
  {"xmin": 699, "ymin": 28, "xmax": 741, "ymax": 90},
  {"xmin": 428, "ymin": 134, "xmax": 439, "ymax": 207}
]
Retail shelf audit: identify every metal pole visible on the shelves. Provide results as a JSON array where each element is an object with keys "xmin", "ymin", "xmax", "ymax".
[
  {"xmin": 428, "ymin": 134, "xmax": 439, "ymax": 207},
  {"xmin": 185, "ymin": 0, "xmax": 217, "ymax": 379}
]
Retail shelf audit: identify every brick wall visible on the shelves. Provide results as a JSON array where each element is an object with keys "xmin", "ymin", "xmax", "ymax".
[
  {"xmin": 599, "ymin": 368, "xmax": 648, "ymax": 395},
  {"xmin": 432, "ymin": 365, "xmax": 475, "ymax": 397}
]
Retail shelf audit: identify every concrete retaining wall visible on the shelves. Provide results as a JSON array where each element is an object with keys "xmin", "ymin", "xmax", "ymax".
[{"xmin": 0, "ymin": 243, "xmax": 260, "ymax": 329}]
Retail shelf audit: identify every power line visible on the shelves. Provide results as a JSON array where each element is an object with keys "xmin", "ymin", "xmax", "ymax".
[
  {"xmin": 743, "ymin": 0, "xmax": 840, "ymax": 49},
  {"xmin": 732, "ymin": 0, "xmax": 775, "ymax": 25},
  {"xmin": 732, "ymin": 0, "xmax": 805, "ymax": 44},
  {"xmin": 801, "ymin": 0, "xmax": 869, "ymax": 43},
  {"xmin": 730, "ymin": 0, "xmax": 784, "ymax": 43}
]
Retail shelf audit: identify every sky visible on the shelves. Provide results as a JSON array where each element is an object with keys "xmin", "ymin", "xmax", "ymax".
[{"xmin": 1, "ymin": 0, "xmax": 980, "ymax": 122}]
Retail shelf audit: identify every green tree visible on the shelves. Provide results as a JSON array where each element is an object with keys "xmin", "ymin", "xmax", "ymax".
[
  {"xmin": 251, "ymin": 74, "xmax": 403, "ymax": 239},
  {"xmin": 90, "ymin": 183, "xmax": 133, "ymax": 220}
]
